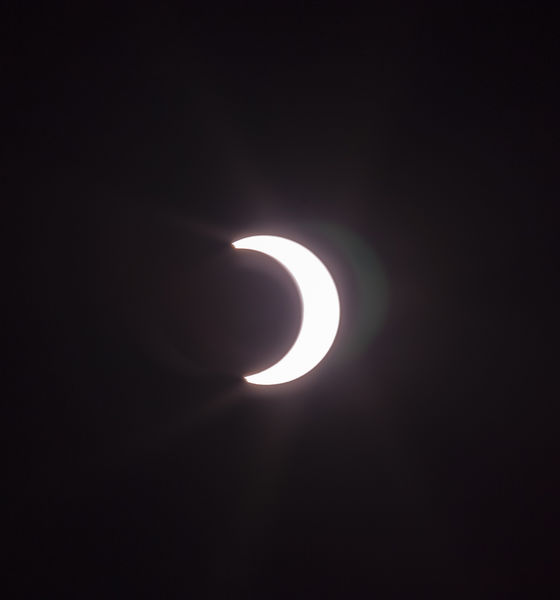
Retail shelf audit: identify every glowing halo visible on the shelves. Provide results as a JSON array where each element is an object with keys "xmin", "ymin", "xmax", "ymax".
[{"xmin": 232, "ymin": 235, "xmax": 340, "ymax": 385}]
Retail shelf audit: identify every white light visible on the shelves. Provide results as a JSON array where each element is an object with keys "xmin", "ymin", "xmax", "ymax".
[{"xmin": 232, "ymin": 235, "xmax": 340, "ymax": 385}]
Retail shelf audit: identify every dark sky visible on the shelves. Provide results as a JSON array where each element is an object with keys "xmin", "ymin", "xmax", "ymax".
[{"xmin": 5, "ymin": 5, "xmax": 557, "ymax": 598}]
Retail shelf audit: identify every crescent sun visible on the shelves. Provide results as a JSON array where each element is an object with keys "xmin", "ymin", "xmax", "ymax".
[{"xmin": 232, "ymin": 235, "xmax": 340, "ymax": 385}]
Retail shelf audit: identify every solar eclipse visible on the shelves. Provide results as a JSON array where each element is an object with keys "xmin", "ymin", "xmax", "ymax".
[{"xmin": 232, "ymin": 235, "xmax": 340, "ymax": 385}]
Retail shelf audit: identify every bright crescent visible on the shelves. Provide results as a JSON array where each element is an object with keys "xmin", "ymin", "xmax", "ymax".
[{"xmin": 232, "ymin": 235, "xmax": 340, "ymax": 385}]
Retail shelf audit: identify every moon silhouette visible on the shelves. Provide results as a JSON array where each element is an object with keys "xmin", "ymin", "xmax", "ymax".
[{"xmin": 232, "ymin": 235, "xmax": 340, "ymax": 385}]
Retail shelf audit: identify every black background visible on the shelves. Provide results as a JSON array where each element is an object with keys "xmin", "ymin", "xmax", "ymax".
[{"xmin": 4, "ymin": 4, "xmax": 557, "ymax": 598}]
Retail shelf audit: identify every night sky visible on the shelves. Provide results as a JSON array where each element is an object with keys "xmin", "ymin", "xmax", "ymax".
[{"xmin": 5, "ymin": 5, "xmax": 557, "ymax": 598}]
